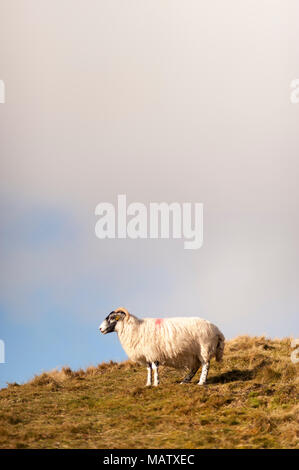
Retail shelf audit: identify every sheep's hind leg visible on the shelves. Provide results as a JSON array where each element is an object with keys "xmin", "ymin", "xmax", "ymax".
[
  {"xmin": 198, "ymin": 361, "xmax": 210, "ymax": 386},
  {"xmin": 146, "ymin": 363, "xmax": 152, "ymax": 387},
  {"xmin": 180, "ymin": 367, "xmax": 199, "ymax": 384},
  {"xmin": 152, "ymin": 361, "xmax": 160, "ymax": 386}
]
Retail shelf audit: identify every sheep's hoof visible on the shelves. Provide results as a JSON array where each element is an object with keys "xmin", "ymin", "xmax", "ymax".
[{"xmin": 198, "ymin": 382, "xmax": 206, "ymax": 386}]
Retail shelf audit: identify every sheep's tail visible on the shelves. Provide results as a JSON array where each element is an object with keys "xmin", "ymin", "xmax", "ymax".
[{"xmin": 215, "ymin": 333, "xmax": 225, "ymax": 362}]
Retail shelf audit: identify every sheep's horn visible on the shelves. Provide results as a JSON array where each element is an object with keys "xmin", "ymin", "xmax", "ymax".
[{"xmin": 115, "ymin": 307, "xmax": 130, "ymax": 317}]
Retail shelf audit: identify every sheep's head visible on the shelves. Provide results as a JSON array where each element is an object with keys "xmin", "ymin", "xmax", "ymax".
[{"xmin": 99, "ymin": 307, "xmax": 129, "ymax": 334}]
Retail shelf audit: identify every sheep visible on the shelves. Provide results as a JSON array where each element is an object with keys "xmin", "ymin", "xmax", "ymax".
[{"xmin": 99, "ymin": 307, "xmax": 225, "ymax": 386}]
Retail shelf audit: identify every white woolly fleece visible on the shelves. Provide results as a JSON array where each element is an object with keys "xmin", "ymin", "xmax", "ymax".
[{"xmin": 115, "ymin": 314, "xmax": 225, "ymax": 370}]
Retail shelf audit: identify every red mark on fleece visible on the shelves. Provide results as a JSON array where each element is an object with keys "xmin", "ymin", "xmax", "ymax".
[{"xmin": 155, "ymin": 319, "xmax": 163, "ymax": 327}]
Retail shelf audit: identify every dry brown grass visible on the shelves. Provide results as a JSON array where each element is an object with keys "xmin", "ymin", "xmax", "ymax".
[{"xmin": 0, "ymin": 336, "xmax": 298, "ymax": 449}]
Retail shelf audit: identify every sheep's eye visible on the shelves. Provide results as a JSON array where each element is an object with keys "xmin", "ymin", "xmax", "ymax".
[{"xmin": 109, "ymin": 314, "xmax": 118, "ymax": 322}]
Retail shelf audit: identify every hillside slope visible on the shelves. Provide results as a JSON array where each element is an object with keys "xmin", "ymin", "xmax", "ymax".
[{"xmin": 0, "ymin": 336, "xmax": 298, "ymax": 449}]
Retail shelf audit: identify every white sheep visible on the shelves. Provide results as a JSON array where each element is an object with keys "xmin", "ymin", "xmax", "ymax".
[{"xmin": 99, "ymin": 307, "xmax": 225, "ymax": 386}]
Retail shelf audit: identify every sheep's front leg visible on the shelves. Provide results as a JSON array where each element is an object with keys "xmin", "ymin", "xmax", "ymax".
[
  {"xmin": 198, "ymin": 361, "xmax": 210, "ymax": 385},
  {"xmin": 152, "ymin": 361, "xmax": 160, "ymax": 386},
  {"xmin": 181, "ymin": 366, "xmax": 199, "ymax": 384},
  {"xmin": 146, "ymin": 363, "xmax": 152, "ymax": 386}
]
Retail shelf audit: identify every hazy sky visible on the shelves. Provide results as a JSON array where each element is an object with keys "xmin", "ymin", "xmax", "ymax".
[{"xmin": 0, "ymin": 1, "xmax": 298, "ymax": 388}]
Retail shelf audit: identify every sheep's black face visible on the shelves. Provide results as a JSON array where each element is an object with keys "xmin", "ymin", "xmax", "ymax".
[{"xmin": 99, "ymin": 311, "xmax": 124, "ymax": 334}]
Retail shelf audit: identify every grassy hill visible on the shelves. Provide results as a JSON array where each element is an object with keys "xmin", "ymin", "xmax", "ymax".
[{"xmin": 0, "ymin": 336, "xmax": 298, "ymax": 449}]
